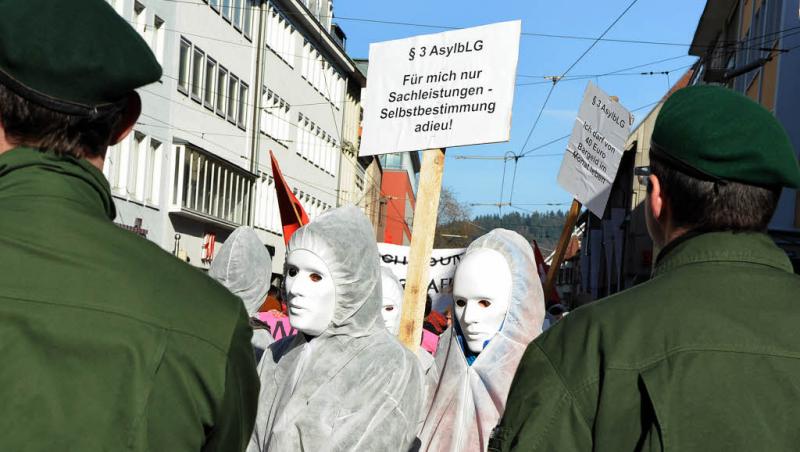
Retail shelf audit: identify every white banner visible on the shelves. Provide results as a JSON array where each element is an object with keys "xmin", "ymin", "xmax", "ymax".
[
  {"xmin": 377, "ymin": 242, "xmax": 465, "ymax": 313},
  {"xmin": 557, "ymin": 82, "xmax": 633, "ymax": 217},
  {"xmin": 359, "ymin": 20, "xmax": 521, "ymax": 156}
]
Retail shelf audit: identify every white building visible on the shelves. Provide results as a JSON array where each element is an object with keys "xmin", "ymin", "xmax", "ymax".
[{"xmin": 103, "ymin": 0, "xmax": 370, "ymax": 277}]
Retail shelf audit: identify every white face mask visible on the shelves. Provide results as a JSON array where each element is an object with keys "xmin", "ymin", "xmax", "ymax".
[
  {"xmin": 381, "ymin": 272, "xmax": 404, "ymax": 336},
  {"xmin": 453, "ymin": 248, "xmax": 512, "ymax": 354},
  {"xmin": 285, "ymin": 249, "xmax": 336, "ymax": 336}
]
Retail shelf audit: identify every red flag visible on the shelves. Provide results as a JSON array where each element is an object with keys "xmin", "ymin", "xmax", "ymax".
[
  {"xmin": 532, "ymin": 240, "xmax": 561, "ymax": 304},
  {"xmin": 269, "ymin": 150, "xmax": 309, "ymax": 245}
]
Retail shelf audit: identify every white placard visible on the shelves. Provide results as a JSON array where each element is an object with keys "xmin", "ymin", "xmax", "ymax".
[
  {"xmin": 378, "ymin": 242, "xmax": 465, "ymax": 313},
  {"xmin": 557, "ymin": 82, "xmax": 633, "ymax": 217},
  {"xmin": 359, "ymin": 20, "xmax": 521, "ymax": 156}
]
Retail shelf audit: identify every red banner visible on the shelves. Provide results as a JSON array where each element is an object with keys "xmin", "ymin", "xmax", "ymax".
[{"xmin": 269, "ymin": 150, "xmax": 309, "ymax": 244}]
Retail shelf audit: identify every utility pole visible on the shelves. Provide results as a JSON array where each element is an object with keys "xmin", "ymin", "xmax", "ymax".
[{"xmin": 248, "ymin": 0, "xmax": 269, "ymax": 225}]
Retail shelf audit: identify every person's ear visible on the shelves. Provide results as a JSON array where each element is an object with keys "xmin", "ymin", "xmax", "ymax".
[
  {"xmin": 648, "ymin": 174, "xmax": 665, "ymax": 222},
  {"xmin": 110, "ymin": 92, "xmax": 142, "ymax": 145}
]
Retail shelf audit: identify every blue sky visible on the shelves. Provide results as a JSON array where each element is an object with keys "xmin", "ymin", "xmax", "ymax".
[{"xmin": 334, "ymin": 0, "xmax": 707, "ymax": 216}]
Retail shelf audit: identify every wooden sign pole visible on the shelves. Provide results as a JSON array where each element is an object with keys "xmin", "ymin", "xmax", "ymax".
[
  {"xmin": 397, "ymin": 148, "xmax": 446, "ymax": 353},
  {"xmin": 543, "ymin": 198, "xmax": 581, "ymax": 302}
]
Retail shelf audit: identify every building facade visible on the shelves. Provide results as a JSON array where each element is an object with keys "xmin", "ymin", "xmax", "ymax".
[
  {"xmin": 378, "ymin": 152, "xmax": 420, "ymax": 245},
  {"xmin": 688, "ymin": 0, "xmax": 800, "ymax": 269},
  {"xmin": 104, "ymin": 0, "xmax": 373, "ymax": 276}
]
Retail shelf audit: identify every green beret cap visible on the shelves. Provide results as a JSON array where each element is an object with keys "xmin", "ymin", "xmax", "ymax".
[
  {"xmin": 0, "ymin": 0, "xmax": 162, "ymax": 116},
  {"xmin": 652, "ymin": 85, "xmax": 800, "ymax": 189}
]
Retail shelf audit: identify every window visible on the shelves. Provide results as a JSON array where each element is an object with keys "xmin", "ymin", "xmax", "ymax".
[
  {"xmin": 204, "ymin": 57, "xmax": 216, "ymax": 109},
  {"xmin": 221, "ymin": 0, "xmax": 231, "ymax": 21},
  {"xmin": 216, "ymin": 66, "xmax": 228, "ymax": 117},
  {"xmin": 237, "ymin": 82, "xmax": 248, "ymax": 129},
  {"xmin": 153, "ymin": 16, "xmax": 165, "ymax": 64},
  {"xmin": 133, "ymin": 2, "xmax": 146, "ymax": 40},
  {"xmin": 261, "ymin": 88, "xmax": 291, "ymax": 143},
  {"xmin": 227, "ymin": 75, "xmax": 239, "ymax": 123},
  {"xmin": 191, "ymin": 47, "xmax": 205, "ymax": 101},
  {"xmin": 266, "ymin": 5, "xmax": 297, "ymax": 66},
  {"xmin": 300, "ymin": 40, "xmax": 341, "ymax": 106},
  {"xmin": 242, "ymin": 0, "xmax": 253, "ymax": 38},
  {"xmin": 254, "ymin": 176, "xmax": 282, "ymax": 233},
  {"xmin": 145, "ymin": 139, "xmax": 162, "ymax": 205},
  {"xmin": 106, "ymin": 136, "xmax": 127, "ymax": 192},
  {"xmin": 128, "ymin": 132, "xmax": 145, "ymax": 199},
  {"xmin": 210, "ymin": 0, "xmax": 219, "ymax": 11},
  {"xmin": 178, "ymin": 38, "xmax": 191, "ymax": 94},
  {"xmin": 295, "ymin": 114, "xmax": 336, "ymax": 173},
  {"xmin": 232, "ymin": 0, "xmax": 242, "ymax": 30}
]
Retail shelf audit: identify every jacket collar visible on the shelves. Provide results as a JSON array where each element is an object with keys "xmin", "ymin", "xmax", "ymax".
[
  {"xmin": 653, "ymin": 231, "xmax": 793, "ymax": 277},
  {"xmin": 0, "ymin": 147, "xmax": 115, "ymax": 219}
]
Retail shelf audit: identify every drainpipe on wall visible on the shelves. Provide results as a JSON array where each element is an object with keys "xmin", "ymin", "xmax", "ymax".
[{"xmin": 248, "ymin": 0, "xmax": 269, "ymax": 225}]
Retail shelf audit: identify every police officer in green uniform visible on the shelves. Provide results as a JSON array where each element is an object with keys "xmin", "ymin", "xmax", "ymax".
[
  {"xmin": 0, "ymin": 1, "xmax": 258, "ymax": 450},
  {"xmin": 490, "ymin": 85, "xmax": 800, "ymax": 451}
]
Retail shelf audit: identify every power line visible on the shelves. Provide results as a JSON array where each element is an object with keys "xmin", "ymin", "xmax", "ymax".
[
  {"xmin": 151, "ymin": 0, "xmax": 800, "ymax": 50},
  {"xmin": 453, "ymin": 96, "xmax": 667, "ymax": 162},
  {"xmin": 517, "ymin": 0, "xmax": 639, "ymax": 157},
  {"xmin": 502, "ymin": 0, "xmax": 639, "ymax": 210}
]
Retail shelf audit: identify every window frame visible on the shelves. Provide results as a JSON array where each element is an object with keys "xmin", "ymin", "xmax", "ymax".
[
  {"xmin": 153, "ymin": 16, "xmax": 166, "ymax": 64},
  {"xmin": 242, "ymin": 0, "xmax": 253, "ymax": 39},
  {"xmin": 177, "ymin": 38, "xmax": 192, "ymax": 95},
  {"xmin": 216, "ymin": 65, "xmax": 229, "ymax": 118},
  {"xmin": 204, "ymin": 57, "xmax": 217, "ymax": 110},
  {"xmin": 226, "ymin": 74, "xmax": 239, "ymax": 124},
  {"xmin": 232, "ymin": 0, "xmax": 243, "ymax": 31},
  {"xmin": 145, "ymin": 138, "xmax": 162, "ymax": 206},
  {"xmin": 237, "ymin": 82, "xmax": 248, "ymax": 130},
  {"xmin": 221, "ymin": 0, "xmax": 232, "ymax": 22},
  {"xmin": 190, "ymin": 46, "xmax": 205, "ymax": 102}
]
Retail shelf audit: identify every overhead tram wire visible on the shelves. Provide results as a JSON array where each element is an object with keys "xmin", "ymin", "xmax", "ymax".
[
  {"xmin": 517, "ymin": 0, "xmax": 640, "ymax": 156},
  {"xmin": 454, "ymin": 96, "xmax": 667, "ymax": 161},
  {"xmin": 151, "ymin": 0, "xmax": 800, "ymax": 51},
  {"xmin": 502, "ymin": 0, "xmax": 639, "ymax": 211},
  {"xmin": 516, "ymin": 54, "xmax": 690, "ymax": 79}
]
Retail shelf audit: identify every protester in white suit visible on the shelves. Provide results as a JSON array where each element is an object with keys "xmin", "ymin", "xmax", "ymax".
[
  {"xmin": 248, "ymin": 206, "xmax": 424, "ymax": 451},
  {"xmin": 419, "ymin": 229, "xmax": 545, "ymax": 451}
]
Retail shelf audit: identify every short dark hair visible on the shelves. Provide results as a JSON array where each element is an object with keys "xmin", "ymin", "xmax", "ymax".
[
  {"xmin": 650, "ymin": 152, "xmax": 780, "ymax": 232},
  {"xmin": 0, "ymin": 83, "xmax": 128, "ymax": 159}
]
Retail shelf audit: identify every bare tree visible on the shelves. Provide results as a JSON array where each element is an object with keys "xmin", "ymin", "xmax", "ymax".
[
  {"xmin": 437, "ymin": 186, "xmax": 471, "ymax": 225},
  {"xmin": 435, "ymin": 187, "xmax": 474, "ymax": 248}
]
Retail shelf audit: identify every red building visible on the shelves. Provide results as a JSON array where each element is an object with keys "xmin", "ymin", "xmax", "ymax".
[{"xmin": 378, "ymin": 152, "xmax": 420, "ymax": 245}]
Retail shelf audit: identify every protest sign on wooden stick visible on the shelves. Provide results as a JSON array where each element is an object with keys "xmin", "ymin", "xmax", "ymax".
[
  {"xmin": 359, "ymin": 21, "xmax": 522, "ymax": 351},
  {"xmin": 397, "ymin": 148, "xmax": 445, "ymax": 352}
]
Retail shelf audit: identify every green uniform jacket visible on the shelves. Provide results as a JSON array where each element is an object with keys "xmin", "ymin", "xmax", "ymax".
[
  {"xmin": 491, "ymin": 231, "xmax": 800, "ymax": 451},
  {"xmin": 0, "ymin": 148, "xmax": 259, "ymax": 451}
]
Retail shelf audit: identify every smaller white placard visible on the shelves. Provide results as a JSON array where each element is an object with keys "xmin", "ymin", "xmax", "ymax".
[
  {"xmin": 359, "ymin": 20, "xmax": 521, "ymax": 156},
  {"xmin": 557, "ymin": 82, "xmax": 633, "ymax": 217}
]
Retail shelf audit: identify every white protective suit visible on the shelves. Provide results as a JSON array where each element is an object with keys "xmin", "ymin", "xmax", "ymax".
[
  {"xmin": 249, "ymin": 206, "xmax": 425, "ymax": 452},
  {"xmin": 208, "ymin": 226, "xmax": 274, "ymax": 352},
  {"xmin": 380, "ymin": 266, "xmax": 438, "ymax": 402},
  {"xmin": 419, "ymin": 229, "xmax": 545, "ymax": 451}
]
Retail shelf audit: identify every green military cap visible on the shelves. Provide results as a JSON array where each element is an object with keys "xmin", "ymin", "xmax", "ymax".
[
  {"xmin": 0, "ymin": 0, "xmax": 161, "ymax": 117},
  {"xmin": 651, "ymin": 84, "xmax": 800, "ymax": 189}
]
